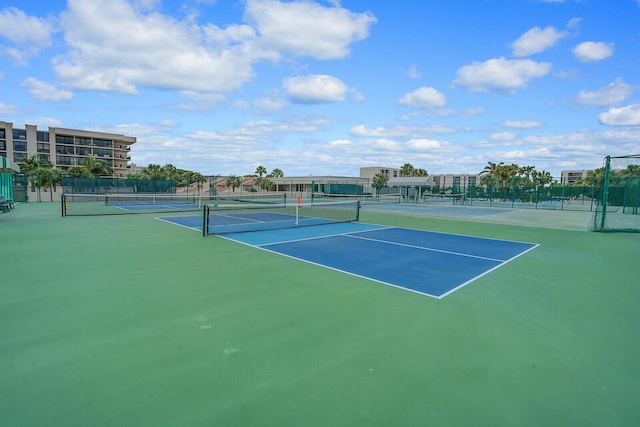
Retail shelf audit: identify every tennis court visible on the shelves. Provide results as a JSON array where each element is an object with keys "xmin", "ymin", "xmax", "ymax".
[
  {"xmin": 193, "ymin": 220, "xmax": 536, "ymax": 298},
  {"xmin": 2, "ymin": 202, "xmax": 639, "ymax": 427}
]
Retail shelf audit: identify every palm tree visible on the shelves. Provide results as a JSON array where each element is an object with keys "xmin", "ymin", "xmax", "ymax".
[
  {"xmin": 226, "ymin": 175, "xmax": 241, "ymax": 192},
  {"xmin": 519, "ymin": 165, "xmax": 536, "ymax": 183},
  {"xmin": 480, "ymin": 161, "xmax": 503, "ymax": 177},
  {"xmin": 20, "ymin": 155, "xmax": 51, "ymax": 191},
  {"xmin": 259, "ymin": 178, "xmax": 273, "ymax": 192},
  {"xmin": 255, "ymin": 165, "xmax": 267, "ymax": 178},
  {"xmin": 414, "ymin": 168, "xmax": 428, "ymax": 177},
  {"xmin": 624, "ymin": 164, "xmax": 640, "ymax": 176},
  {"xmin": 372, "ymin": 173, "xmax": 387, "ymax": 192},
  {"xmin": 583, "ymin": 167, "xmax": 606, "ymax": 185},
  {"xmin": 400, "ymin": 163, "xmax": 415, "ymax": 177},
  {"xmin": 81, "ymin": 156, "xmax": 113, "ymax": 177},
  {"xmin": 268, "ymin": 168, "xmax": 284, "ymax": 178}
]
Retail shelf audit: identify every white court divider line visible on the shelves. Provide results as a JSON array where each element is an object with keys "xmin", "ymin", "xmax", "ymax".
[
  {"xmin": 254, "ymin": 226, "xmax": 397, "ymax": 247},
  {"xmin": 344, "ymin": 233, "xmax": 507, "ymax": 263}
]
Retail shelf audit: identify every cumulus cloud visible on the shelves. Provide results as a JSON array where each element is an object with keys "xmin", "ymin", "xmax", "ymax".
[
  {"xmin": 452, "ymin": 57, "xmax": 551, "ymax": 92},
  {"xmin": 21, "ymin": 78, "xmax": 73, "ymax": 101},
  {"xmin": 503, "ymin": 120, "xmax": 543, "ymax": 129},
  {"xmin": 510, "ymin": 26, "xmax": 567, "ymax": 57},
  {"xmin": 599, "ymin": 104, "xmax": 640, "ymax": 126},
  {"xmin": 572, "ymin": 41, "xmax": 614, "ymax": 62},
  {"xmin": 350, "ymin": 124, "xmax": 455, "ymax": 138},
  {"xmin": 0, "ymin": 7, "xmax": 55, "ymax": 64},
  {"xmin": 283, "ymin": 74, "xmax": 348, "ymax": 104},
  {"xmin": 398, "ymin": 87, "xmax": 446, "ymax": 109},
  {"xmin": 575, "ymin": 78, "xmax": 637, "ymax": 107},
  {"xmin": 52, "ymin": 0, "xmax": 375, "ymax": 95},
  {"xmin": 244, "ymin": 0, "xmax": 376, "ymax": 60}
]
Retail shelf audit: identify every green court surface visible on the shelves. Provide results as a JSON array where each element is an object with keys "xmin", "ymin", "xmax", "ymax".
[{"xmin": 1, "ymin": 202, "xmax": 638, "ymax": 427}]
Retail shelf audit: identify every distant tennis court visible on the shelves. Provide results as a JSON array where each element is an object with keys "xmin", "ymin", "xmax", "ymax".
[{"xmin": 160, "ymin": 212, "xmax": 538, "ymax": 298}]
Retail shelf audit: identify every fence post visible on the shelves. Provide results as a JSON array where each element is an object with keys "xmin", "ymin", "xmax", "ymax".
[{"xmin": 600, "ymin": 156, "xmax": 611, "ymax": 230}]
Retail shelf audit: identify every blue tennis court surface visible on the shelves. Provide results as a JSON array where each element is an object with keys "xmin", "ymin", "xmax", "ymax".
[{"xmin": 220, "ymin": 222, "xmax": 538, "ymax": 299}]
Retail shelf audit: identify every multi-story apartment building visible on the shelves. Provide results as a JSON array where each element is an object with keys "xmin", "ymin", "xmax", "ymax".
[
  {"xmin": 0, "ymin": 121, "xmax": 136, "ymax": 177},
  {"xmin": 359, "ymin": 166, "xmax": 400, "ymax": 182},
  {"xmin": 560, "ymin": 169, "xmax": 589, "ymax": 185}
]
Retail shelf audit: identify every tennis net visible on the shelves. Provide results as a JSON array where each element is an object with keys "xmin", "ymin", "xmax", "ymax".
[
  {"xmin": 62, "ymin": 193, "xmax": 203, "ymax": 216},
  {"xmin": 210, "ymin": 193, "xmax": 286, "ymax": 204},
  {"xmin": 203, "ymin": 200, "xmax": 360, "ymax": 235},
  {"xmin": 311, "ymin": 193, "xmax": 400, "ymax": 204}
]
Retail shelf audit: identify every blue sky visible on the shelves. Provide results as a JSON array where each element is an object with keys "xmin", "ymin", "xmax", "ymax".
[{"xmin": 1, "ymin": 0, "xmax": 639, "ymax": 177}]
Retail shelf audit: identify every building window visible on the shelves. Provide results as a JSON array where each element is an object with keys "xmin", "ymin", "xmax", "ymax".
[
  {"xmin": 0, "ymin": 140, "xmax": 5, "ymax": 150},
  {"xmin": 14, "ymin": 153, "xmax": 27, "ymax": 162},
  {"xmin": 76, "ymin": 147, "xmax": 91, "ymax": 156},
  {"xmin": 56, "ymin": 145, "xmax": 74, "ymax": 155},
  {"xmin": 37, "ymin": 131, "xmax": 50, "ymax": 142},
  {"xmin": 37, "ymin": 143, "xmax": 50, "ymax": 153},
  {"xmin": 13, "ymin": 140, "xmax": 27, "ymax": 152},
  {"xmin": 38, "ymin": 154, "xmax": 50, "ymax": 162},
  {"xmin": 94, "ymin": 148, "xmax": 112, "ymax": 157},
  {"xmin": 468, "ymin": 177, "xmax": 477, "ymax": 187},
  {"xmin": 76, "ymin": 137, "xmax": 91, "ymax": 146},
  {"xmin": 0, "ymin": 128, "xmax": 5, "ymax": 139},
  {"xmin": 56, "ymin": 156, "xmax": 74, "ymax": 166},
  {"xmin": 56, "ymin": 135, "xmax": 74, "ymax": 144},
  {"xmin": 12, "ymin": 129, "xmax": 27, "ymax": 140},
  {"xmin": 94, "ymin": 138, "xmax": 113, "ymax": 148}
]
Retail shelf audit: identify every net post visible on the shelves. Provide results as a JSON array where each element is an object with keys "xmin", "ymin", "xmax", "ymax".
[
  {"xmin": 600, "ymin": 156, "xmax": 611, "ymax": 230},
  {"xmin": 356, "ymin": 200, "xmax": 361, "ymax": 222},
  {"xmin": 61, "ymin": 193, "xmax": 65, "ymax": 217},
  {"xmin": 202, "ymin": 204, "xmax": 208, "ymax": 237}
]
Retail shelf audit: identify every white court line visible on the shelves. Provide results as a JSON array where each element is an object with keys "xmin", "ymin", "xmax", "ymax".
[
  {"xmin": 344, "ymin": 234, "xmax": 506, "ymax": 263},
  {"xmin": 438, "ymin": 243, "xmax": 539, "ymax": 298},
  {"xmin": 255, "ymin": 226, "xmax": 396, "ymax": 247},
  {"xmin": 154, "ymin": 216, "xmax": 201, "ymax": 232}
]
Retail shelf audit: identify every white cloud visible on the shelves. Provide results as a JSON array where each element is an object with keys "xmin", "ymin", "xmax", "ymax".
[
  {"xmin": 349, "ymin": 87, "xmax": 364, "ymax": 103},
  {"xmin": 398, "ymin": 87, "xmax": 446, "ymax": 109},
  {"xmin": 490, "ymin": 131, "xmax": 517, "ymax": 141},
  {"xmin": 598, "ymin": 104, "xmax": 640, "ymax": 126},
  {"xmin": 253, "ymin": 96, "xmax": 287, "ymax": 115},
  {"xmin": 283, "ymin": 75, "xmax": 348, "ymax": 104},
  {"xmin": 575, "ymin": 78, "xmax": 637, "ymax": 107},
  {"xmin": 407, "ymin": 66, "xmax": 421, "ymax": 79},
  {"xmin": 244, "ymin": 0, "xmax": 376, "ymax": 60},
  {"xmin": 0, "ymin": 7, "xmax": 55, "ymax": 63},
  {"xmin": 510, "ymin": 26, "xmax": 567, "ymax": 57},
  {"xmin": 407, "ymin": 139, "xmax": 443, "ymax": 150},
  {"xmin": 572, "ymin": 41, "xmax": 614, "ymax": 62},
  {"xmin": 452, "ymin": 57, "xmax": 551, "ymax": 92},
  {"xmin": 21, "ymin": 78, "xmax": 73, "ymax": 101},
  {"xmin": 0, "ymin": 101, "xmax": 21, "ymax": 115},
  {"xmin": 350, "ymin": 124, "xmax": 455, "ymax": 138},
  {"xmin": 503, "ymin": 120, "xmax": 544, "ymax": 129},
  {"xmin": 52, "ymin": 0, "xmax": 375, "ymax": 95},
  {"xmin": 0, "ymin": 7, "xmax": 54, "ymax": 46}
]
